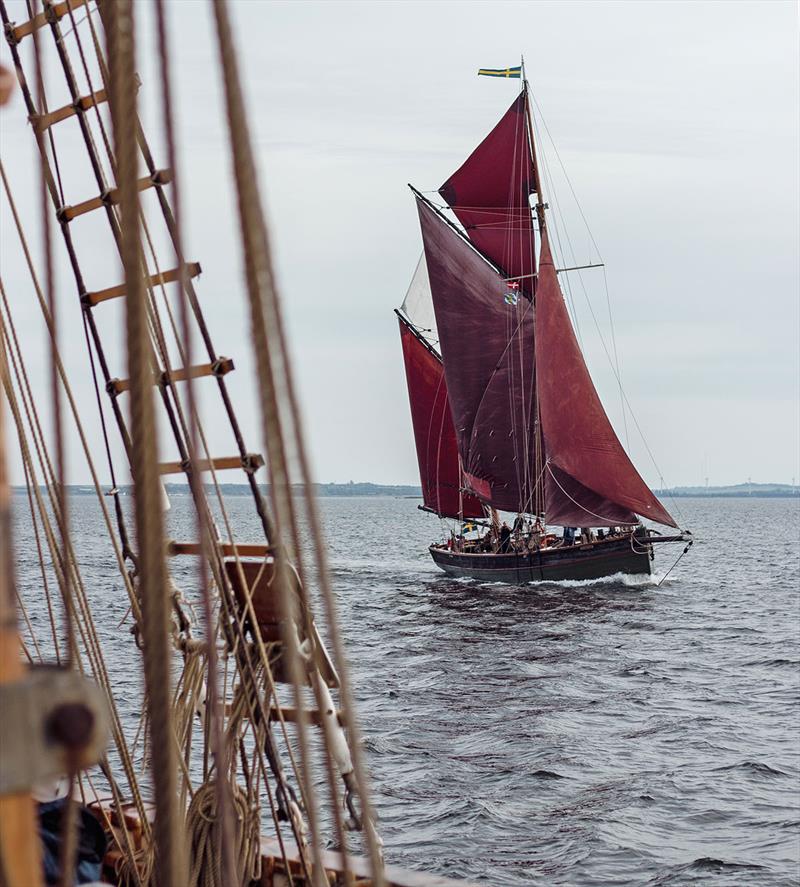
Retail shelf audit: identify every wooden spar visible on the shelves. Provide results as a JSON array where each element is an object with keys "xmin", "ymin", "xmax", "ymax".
[
  {"xmin": 522, "ymin": 80, "xmax": 547, "ymax": 238},
  {"xmin": 503, "ymin": 263, "xmax": 605, "ymax": 282},
  {"xmin": 157, "ymin": 453, "xmax": 264, "ymax": 475},
  {"xmin": 394, "ymin": 308, "xmax": 441, "ymax": 361},
  {"xmin": 407, "ymin": 185, "xmax": 512, "ymax": 280},
  {"xmin": 168, "ymin": 540, "xmax": 273, "ymax": 558}
]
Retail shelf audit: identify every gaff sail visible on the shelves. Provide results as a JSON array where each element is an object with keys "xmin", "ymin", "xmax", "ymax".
[
  {"xmin": 416, "ymin": 196, "xmax": 540, "ymax": 514},
  {"xmin": 438, "ymin": 92, "xmax": 537, "ymax": 295},
  {"xmin": 534, "ymin": 233, "xmax": 677, "ymax": 527},
  {"xmin": 398, "ymin": 314, "xmax": 484, "ymax": 520}
]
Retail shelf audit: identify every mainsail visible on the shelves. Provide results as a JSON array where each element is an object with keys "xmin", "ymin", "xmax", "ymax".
[
  {"xmin": 439, "ymin": 92, "xmax": 537, "ymax": 294},
  {"xmin": 416, "ymin": 197, "xmax": 540, "ymax": 514}
]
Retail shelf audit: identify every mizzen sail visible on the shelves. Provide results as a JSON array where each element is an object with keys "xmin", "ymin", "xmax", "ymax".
[
  {"xmin": 398, "ymin": 316, "xmax": 483, "ymax": 519},
  {"xmin": 535, "ymin": 232, "xmax": 677, "ymax": 527}
]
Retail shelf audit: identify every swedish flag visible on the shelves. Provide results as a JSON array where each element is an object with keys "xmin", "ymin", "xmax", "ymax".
[{"xmin": 478, "ymin": 66, "xmax": 522, "ymax": 79}]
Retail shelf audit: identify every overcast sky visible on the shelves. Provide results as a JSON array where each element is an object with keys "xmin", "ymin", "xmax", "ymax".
[{"xmin": 1, "ymin": 0, "xmax": 798, "ymax": 490}]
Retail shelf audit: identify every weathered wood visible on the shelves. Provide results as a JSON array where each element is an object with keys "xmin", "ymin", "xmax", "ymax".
[
  {"xmin": 109, "ymin": 354, "xmax": 231, "ymax": 394},
  {"xmin": 168, "ymin": 540, "xmax": 272, "ymax": 558},
  {"xmin": 30, "ymin": 88, "xmax": 108, "ymax": 132},
  {"xmin": 59, "ymin": 170, "xmax": 172, "ymax": 221},
  {"xmin": 224, "ymin": 559, "xmax": 340, "ymax": 687},
  {"xmin": 84, "ymin": 261, "xmax": 201, "ymax": 307},
  {"xmin": 158, "ymin": 453, "xmax": 263, "ymax": 475},
  {"xmin": 8, "ymin": 0, "xmax": 89, "ymax": 42},
  {"xmin": 82, "ymin": 788, "xmax": 480, "ymax": 887},
  {"xmin": 259, "ymin": 835, "xmax": 482, "ymax": 887}
]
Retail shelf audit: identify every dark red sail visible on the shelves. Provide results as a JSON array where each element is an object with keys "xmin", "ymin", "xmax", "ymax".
[
  {"xmin": 398, "ymin": 315, "xmax": 483, "ymax": 520},
  {"xmin": 534, "ymin": 232, "xmax": 677, "ymax": 528},
  {"xmin": 416, "ymin": 196, "xmax": 539, "ymax": 513},
  {"xmin": 439, "ymin": 92, "xmax": 536, "ymax": 293}
]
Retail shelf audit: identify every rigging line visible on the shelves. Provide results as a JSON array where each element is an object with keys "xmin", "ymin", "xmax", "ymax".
[
  {"xmin": 656, "ymin": 540, "xmax": 692, "ymax": 587},
  {"xmin": 79, "ymin": 0, "xmax": 274, "ymax": 646},
  {"xmin": 213, "ymin": 3, "xmax": 385, "ymax": 879},
  {"xmin": 0, "ymin": 305, "xmax": 61, "ymax": 664},
  {"xmin": 85, "ymin": 2, "xmax": 279, "ymax": 551},
  {"xmin": 152, "ymin": 2, "xmax": 238, "ymax": 882},
  {"xmin": 530, "ymin": 102, "xmax": 631, "ymax": 452},
  {"xmin": 529, "ymin": 109, "xmax": 584, "ymax": 349},
  {"xmin": 22, "ymin": 29, "xmax": 83, "ymax": 879},
  {"xmin": 0, "ymin": 283, "xmax": 151, "ymax": 858},
  {"xmin": 105, "ymin": 2, "xmax": 187, "ymax": 883},
  {"xmin": 0, "ymin": 167, "xmax": 141, "ymax": 621},
  {"xmin": 529, "ymin": 91, "xmax": 683, "ymax": 519},
  {"xmin": 536, "ymin": 137, "xmax": 683, "ymax": 519},
  {"xmin": 211, "ymin": 5, "xmax": 334, "ymax": 884},
  {"xmin": 601, "ymin": 265, "xmax": 630, "ymax": 451},
  {"xmin": 17, "ymin": 462, "xmax": 44, "ymax": 663},
  {"xmin": 528, "ymin": 89, "xmax": 604, "ymax": 261},
  {"xmin": 31, "ymin": 0, "xmax": 77, "ymax": 676}
]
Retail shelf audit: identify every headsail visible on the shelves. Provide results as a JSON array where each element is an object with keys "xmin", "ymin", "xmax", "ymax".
[
  {"xmin": 535, "ymin": 232, "xmax": 677, "ymax": 527},
  {"xmin": 416, "ymin": 196, "xmax": 541, "ymax": 513},
  {"xmin": 438, "ymin": 92, "xmax": 537, "ymax": 294},
  {"xmin": 401, "ymin": 254, "xmax": 439, "ymax": 347},
  {"xmin": 398, "ymin": 316, "xmax": 484, "ymax": 520}
]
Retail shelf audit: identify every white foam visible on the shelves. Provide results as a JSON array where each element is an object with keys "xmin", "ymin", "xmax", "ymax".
[{"xmin": 523, "ymin": 570, "xmax": 664, "ymax": 589}]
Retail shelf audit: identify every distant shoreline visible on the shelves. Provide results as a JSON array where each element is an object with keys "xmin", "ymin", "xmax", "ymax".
[{"xmin": 10, "ymin": 482, "xmax": 800, "ymax": 499}]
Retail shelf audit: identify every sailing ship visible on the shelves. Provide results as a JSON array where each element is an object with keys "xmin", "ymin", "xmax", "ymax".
[{"xmin": 397, "ymin": 72, "xmax": 692, "ymax": 583}]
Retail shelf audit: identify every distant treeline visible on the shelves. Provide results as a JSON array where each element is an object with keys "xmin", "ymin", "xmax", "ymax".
[
  {"xmin": 17, "ymin": 481, "xmax": 425, "ymax": 498},
  {"xmin": 655, "ymin": 483, "xmax": 799, "ymax": 498},
  {"xmin": 12, "ymin": 482, "xmax": 799, "ymax": 499}
]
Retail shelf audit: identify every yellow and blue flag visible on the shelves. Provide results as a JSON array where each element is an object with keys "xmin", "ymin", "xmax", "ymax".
[{"xmin": 478, "ymin": 66, "xmax": 522, "ymax": 79}]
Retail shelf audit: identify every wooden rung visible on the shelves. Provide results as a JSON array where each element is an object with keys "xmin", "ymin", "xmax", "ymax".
[
  {"xmin": 58, "ymin": 170, "xmax": 172, "ymax": 222},
  {"xmin": 268, "ymin": 706, "xmax": 343, "ymax": 728},
  {"xmin": 84, "ymin": 261, "xmax": 201, "ymax": 306},
  {"xmin": 219, "ymin": 705, "xmax": 341, "ymax": 728},
  {"xmin": 30, "ymin": 89, "xmax": 108, "ymax": 133},
  {"xmin": 8, "ymin": 0, "xmax": 89, "ymax": 42},
  {"xmin": 109, "ymin": 356, "xmax": 233, "ymax": 394},
  {"xmin": 158, "ymin": 454, "xmax": 264, "ymax": 476},
  {"xmin": 168, "ymin": 541, "xmax": 272, "ymax": 558}
]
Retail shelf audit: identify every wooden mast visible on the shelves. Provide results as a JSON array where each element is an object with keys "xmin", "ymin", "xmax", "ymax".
[{"xmin": 521, "ymin": 61, "xmax": 547, "ymax": 523}]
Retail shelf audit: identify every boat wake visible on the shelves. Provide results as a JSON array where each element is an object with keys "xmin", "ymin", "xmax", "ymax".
[{"xmin": 444, "ymin": 570, "xmax": 669, "ymax": 589}]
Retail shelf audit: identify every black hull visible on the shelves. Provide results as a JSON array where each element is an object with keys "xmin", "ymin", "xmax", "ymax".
[{"xmin": 429, "ymin": 534, "xmax": 652, "ymax": 584}]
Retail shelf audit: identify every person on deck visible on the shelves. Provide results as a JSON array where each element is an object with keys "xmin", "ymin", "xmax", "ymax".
[{"xmin": 499, "ymin": 522, "xmax": 512, "ymax": 553}]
